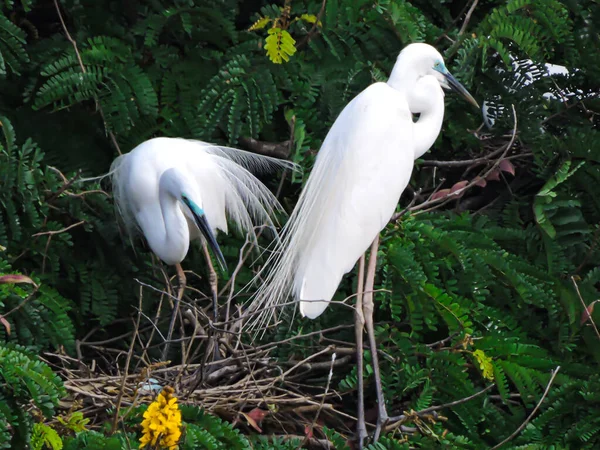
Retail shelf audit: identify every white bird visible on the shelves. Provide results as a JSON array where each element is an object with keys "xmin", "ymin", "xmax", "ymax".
[
  {"xmin": 110, "ymin": 137, "xmax": 293, "ymax": 358},
  {"xmin": 246, "ymin": 43, "xmax": 478, "ymax": 446},
  {"xmin": 110, "ymin": 137, "xmax": 291, "ymax": 269}
]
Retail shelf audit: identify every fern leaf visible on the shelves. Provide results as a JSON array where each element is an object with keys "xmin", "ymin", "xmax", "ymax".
[{"xmin": 265, "ymin": 28, "xmax": 296, "ymax": 64}]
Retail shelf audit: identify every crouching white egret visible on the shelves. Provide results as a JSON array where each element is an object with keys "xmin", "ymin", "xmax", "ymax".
[
  {"xmin": 246, "ymin": 43, "xmax": 479, "ymax": 447},
  {"xmin": 110, "ymin": 137, "xmax": 292, "ymax": 358}
]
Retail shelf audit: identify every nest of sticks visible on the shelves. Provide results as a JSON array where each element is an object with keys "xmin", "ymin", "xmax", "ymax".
[{"xmin": 41, "ymin": 278, "xmax": 359, "ymax": 448}]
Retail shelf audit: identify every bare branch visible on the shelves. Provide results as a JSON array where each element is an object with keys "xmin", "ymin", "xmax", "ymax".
[
  {"xmin": 238, "ymin": 137, "xmax": 291, "ymax": 159},
  {"xmin": 53, "ymin": 0, "xmax": 122, "ymax": 155},
  {"xmin": 490, "ymin": 366, "xmax": 561, "ymax": 449}
]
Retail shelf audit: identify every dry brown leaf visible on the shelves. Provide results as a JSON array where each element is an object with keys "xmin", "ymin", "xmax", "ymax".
[
  {"xmin": 449, "ymin": 180, "xmax": 468, "ymax": 194},
  {"xmin": 0, "ymin": 315, "xmax": 10, "ymax": 335},
  {"xmin": 474, "ymin": 177, "xmax": 487, "ymax": 188},
  {"xmin": 581, "ymin": 300, "xmax": 599, "ymax": 325},
  {"xmin": 241, "ymin": 412, "xmax": 263, "ymax": 433},
  {"xmin": 431, "ymin": 189, "xmax": 450, "ymax": 200},
  {"xmin": 0, "ymin": 274, "xmax": 36, "ymax": 286},
  {"xmin": 486, "ymin": 169, "xmax": 501, "ymax": 181},
  {"xmin": 499, "ymin": 159, "xmax": 515, "ymax": 176}
]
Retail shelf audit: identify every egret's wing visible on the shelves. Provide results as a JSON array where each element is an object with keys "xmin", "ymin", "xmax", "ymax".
[
  {"xmin": 246, "ymin": 83, "xmax": 415, "ymax": 329},
  {"xmin": 110, "ymin": 152, "xmax": 139, "ymax": 237}
]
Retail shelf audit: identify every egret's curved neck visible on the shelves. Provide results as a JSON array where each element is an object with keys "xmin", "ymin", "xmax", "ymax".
[
  {"xmin": 411, "ymin": 85, "xmax": 444, "ymax": 160},
  {"xmin": 145, "ymin": 168, "xmax": 191, "ymax": 265},
  {"xmin": 388, "ymin": 69, "xmax": 445, "ymax": 160}
]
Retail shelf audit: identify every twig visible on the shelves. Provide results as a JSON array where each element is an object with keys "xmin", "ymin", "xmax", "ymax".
[
  {"xmin": 421, "ymin": 145, "xmax": 508, "ymax": 168},
  {"xmin": 302, "ymin": 352, "xmax": 337, "ymax": 448},
  {"xmin": 433, "ymin": 1, "xmax": 473, "ymax": 45},
  {"xmin": 46, "ymin": 168, "xmax": 82, "ymax": 203},
  {"xmin": 2, "ymin": 287, "xmax": 40, "ymax": 317},
  {"xmin": 572, "ymin": 276, "xmax": 600, "ymax": 340},
  {"xmin": 396, "ymin": 104, "xmax": 518, "ymax": 219},
  {"xmin": 32, "ymin": 221, "xmax": 85, "ymax": 237},
  {"xmin": 53, "ymin": 0, "xmax": 122, "ymax": 155},
  {"xmin": 296, "ymin": 0, "xmax": 327, "ymax": 50},
  {"xmin": 490, "ymin": 366, "xmax": 561, "ymax": 449},
  {"xmin": 443, "ymin": 0, "xmax": 479, "ymax": 59},
  {"xmin": 386, "ymin": 384, "xmax": 494, "ymax": 431},
  {"xmin": 31, "ymin": 220, "xmax": 86, "ymax": 274},
  {"xmin": 238, "ymin": 137, "xmax": 290, "ymax": 159},
  {"xmin": 458, "ymin": 0, "xmax": 479, "ymax": 37},
  {"xmin": 110, "ymin": 286, "xmax": 143, "ymax": 434}
]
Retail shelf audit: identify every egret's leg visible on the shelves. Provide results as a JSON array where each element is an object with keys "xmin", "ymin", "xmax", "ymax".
[
  {"xmin": 363, "ymin": 236, "xmax": 388, "ymax": 441},
  {"xmin": 201, "ymin": 243, "xmax": 219, "ymax": 321},
  {"xmin": 202, "ymin": 243, "xmax": 221, "ymax": 362},
  {"xmin": 355, "ymin": 255, "xmax": 367, "ymax": 449},
  {"xmin": 162, "ymin": 263, "xmax": 186, "ymax": 361}
]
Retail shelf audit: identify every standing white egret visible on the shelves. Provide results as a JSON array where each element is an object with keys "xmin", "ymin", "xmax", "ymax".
[
  {"xmin": 110, "ymin": 137, "xmax": 292, "ymax": 358},
  {"xmin": 246, "ymin": 43, "xmax": 479, "ymax": 446}
]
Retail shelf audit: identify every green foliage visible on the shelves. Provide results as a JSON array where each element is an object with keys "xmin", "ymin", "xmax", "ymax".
[
  {"xmin": 476, "ymin": 0, "xmax": 572, "ymax": 67},
  {"xmin": 56, "ymin": 412, "xmax": 89, "ymax": 434},
  {"xmin": 265, "ymin": 28, "xmax": 296, "ymax": 64},
  {"xmin": 0, "ymin": 0, "xmax": 597, "ymax": 449},
  {"xmin": 62, "ymin": 430, "xmax": 129, "ymax": 450},
  {"xmin": 31, "ymin": 423, "xmax": 63, "ymax": 450},
  {"xmin": 0, "ymin": 344, "xmax": 65, "ymax": 448},
  {"xmin": 0, "ymin": 10, "xmax": 29, "ymax": 77},
  {"xmin": 180, "ymin": 405, "xmax": 249, "ymax": 449},
  {"xmin": 32, "ymin": 35, "xmax": 158, "ymax": 134},
  {"xmin": 534, "ymin": 160, "xmax": 586, "ymax": 239}
]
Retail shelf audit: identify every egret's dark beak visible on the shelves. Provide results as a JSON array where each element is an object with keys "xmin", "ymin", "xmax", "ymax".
[
  {"xmin": 181, "ymin": 196, "xmax": 228, "ymax": 273},
  {"xmin": 444, "ymin": 71, "xmax": 479, "ymax": 108}
]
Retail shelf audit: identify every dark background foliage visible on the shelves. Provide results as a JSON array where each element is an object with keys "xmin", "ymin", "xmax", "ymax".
[{"xmin": 0, "ymin": 0, "xmax": 599, "ymax": 448}]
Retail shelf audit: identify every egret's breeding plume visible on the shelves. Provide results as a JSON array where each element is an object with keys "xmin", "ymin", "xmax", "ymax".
[
  {"xmin": 110, "ymin": 137, "xmax": 292, "ymax": 269},
  {"xmin": 110, "ymin": 137, "xmax": 293, "ymax": 360},
  {"xmin": 246, "ymin": 43, "xmax": 478, "ymax": 445}
]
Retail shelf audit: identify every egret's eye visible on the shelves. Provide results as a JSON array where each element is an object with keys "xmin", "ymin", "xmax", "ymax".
[{"xmin": 433, "ymin": 61, "xmax": 445, "ymax": 72}]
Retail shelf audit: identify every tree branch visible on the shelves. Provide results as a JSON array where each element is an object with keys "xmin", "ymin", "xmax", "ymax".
[
  {"xmin": 391, "ymin": 104, "xmax": 518, "ymax": 221},
  {"xmin": 238, "ymin": 137, "xmax": 291, "ymax": 159},
  {"xmin": 296, "ymin": 0, "xmax": 327, "ymax": 50},
  {"xmin": 386, "ymin": 384, "xmax": 494, "ymax": 432},
  {"xmin": 53, "ymin": 0, "xmax": 122, "ymax": 155},
  {"xmin": 490, "ymin": 366, "xmax": 561, "ymax": 449}
]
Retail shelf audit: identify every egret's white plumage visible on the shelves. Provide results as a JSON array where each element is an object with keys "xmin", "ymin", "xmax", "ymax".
[
  {"xmin": 110, "ymin": 137, "xmax": 293, "ymax": 266},
  {"xmin": 247, "ymin": 43, "xmax": 478, "ymax": 328}
]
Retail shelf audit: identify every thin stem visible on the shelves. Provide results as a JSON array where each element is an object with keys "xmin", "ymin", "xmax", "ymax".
[{"xmin": 490, "ymin": 366, "xmax": 560, "ymax": 449}]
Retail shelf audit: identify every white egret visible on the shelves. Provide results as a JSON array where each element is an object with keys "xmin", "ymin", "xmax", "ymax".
[
  {"xmin": 246, "ymin": 43, "xmax": 478, "ymax": 446},
  {"xmin": 110, "ymin": 137, "xmax": 292, "ymax": 357}
]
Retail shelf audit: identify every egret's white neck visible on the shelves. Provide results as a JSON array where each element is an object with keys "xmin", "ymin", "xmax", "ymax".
[
  {"xmin": 388, "ymin": 69, "xmax": 445, "ymax": 160},
  {"xmin": 144, "ymin": 168, "xmax": 191, "ymax": 265}
]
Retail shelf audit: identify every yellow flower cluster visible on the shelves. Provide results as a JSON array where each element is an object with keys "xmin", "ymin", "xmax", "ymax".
[{"xmin": 140, "ymin": 386, "xmax": 182, "ymax": 449}]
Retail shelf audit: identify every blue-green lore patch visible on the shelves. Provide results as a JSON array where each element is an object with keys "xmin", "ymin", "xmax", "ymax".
[{"xmin": 181, "ymin": 193, "xmax": 204, "ymax": 216}]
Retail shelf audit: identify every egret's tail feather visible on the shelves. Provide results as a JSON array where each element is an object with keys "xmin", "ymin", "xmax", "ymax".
[{"xmin": 243, "ymin": 132, "xmax": 347, "ymax": 333}]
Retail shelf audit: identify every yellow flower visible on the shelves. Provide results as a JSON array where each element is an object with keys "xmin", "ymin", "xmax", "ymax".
[{"xmin": 140, "ymin": 386, "xmax": 182, "ymax": 449}]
